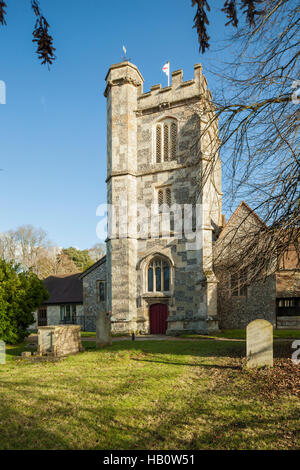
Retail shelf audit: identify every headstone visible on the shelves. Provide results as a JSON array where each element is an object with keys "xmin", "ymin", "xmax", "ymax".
[
  {"xmin": 0, "ymin": 340, "xmax": 5, "ymax": 365},
  {"xmin": 96, "ymin": 311, "xmax": 112, "ymax": 348},
  {"xmin": 246, "ymin": 319, "xmax": 273, "ymax": 368}
]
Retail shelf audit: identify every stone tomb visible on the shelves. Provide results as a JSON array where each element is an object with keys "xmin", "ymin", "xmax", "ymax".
[
  {"xmin": 246, "ymin": 319, "xmax": 273, "ymax": 368},
  {"xmin": 38, "ymin": 325, "xmax": 83, "ymax": 357}
]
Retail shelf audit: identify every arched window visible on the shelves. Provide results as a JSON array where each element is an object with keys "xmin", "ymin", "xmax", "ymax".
[
  {"xmin": 155, "ymin": 119, "xmax": 177, "ymax": 163},
  {"xmin": 147, "ymin": 257, "xmax": 171, "ymax": 292},
  {"xmin": 157, "ymin": 187, "xmax": 172, "ymax": 207}
]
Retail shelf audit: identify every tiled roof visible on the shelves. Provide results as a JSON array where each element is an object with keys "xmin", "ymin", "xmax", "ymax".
[{"xmin": 43, "ymin": 273, "xmax": 83, "ymax": 305}]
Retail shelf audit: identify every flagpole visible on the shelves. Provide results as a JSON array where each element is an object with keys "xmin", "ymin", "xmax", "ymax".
[{"xmin": 162, "ymin": 61, "xmax": 170, "ymax": 87}]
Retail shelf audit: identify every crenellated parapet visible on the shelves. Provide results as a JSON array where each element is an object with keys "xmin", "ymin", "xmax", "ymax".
[{"xmin": 136, "ymin": 64, "xmax": 212, "ymax": 115}]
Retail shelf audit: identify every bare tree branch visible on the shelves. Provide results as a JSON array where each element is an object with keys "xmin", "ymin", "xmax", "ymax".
[
  {"xmin": 189, "ymin": 0, "xmax": 299, "ymax": 286},
  {"xmin": 0, "ymin": 0, "xmax": 56, "ymax": 66}
]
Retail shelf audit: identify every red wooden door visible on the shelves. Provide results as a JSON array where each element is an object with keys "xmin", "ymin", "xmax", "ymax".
[{"xmin": 150, "ymin": 304, "xmax": 168, "ymax": 334}]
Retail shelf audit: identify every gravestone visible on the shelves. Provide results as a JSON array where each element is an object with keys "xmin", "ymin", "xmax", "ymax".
[
  {"xmin": 0, "ymin": 340, "xmax": 5, "ymax": 365},
  {"xmin": 96, "ymin": 311, "xmax": 112, "ymax": 348},
  {"xmin": 246, "ymin": 319, "xmax": 273, "ymax": 368}
]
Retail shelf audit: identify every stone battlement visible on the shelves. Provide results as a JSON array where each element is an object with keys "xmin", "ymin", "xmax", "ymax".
[
  {"xmin": 137, "ymin": 64, "xmax": 212, "ymax": 113},
  {"xmin": 104, "ymin": 61, "xmax": 212, "ymax": 113}
]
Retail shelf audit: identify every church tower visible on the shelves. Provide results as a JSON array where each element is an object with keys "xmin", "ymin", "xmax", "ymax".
[{"xmin": 104, "ymin": 61, "xmax": 222, "ymax": 334}]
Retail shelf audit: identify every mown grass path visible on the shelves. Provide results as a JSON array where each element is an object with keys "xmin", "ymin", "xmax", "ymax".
[{"xmin": 0, "ymin": 340, "xmax": 298, "ymax": 450}]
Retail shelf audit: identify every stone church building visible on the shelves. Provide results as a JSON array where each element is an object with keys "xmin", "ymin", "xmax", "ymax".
[
  {"xmin": 31, "ymin": 61, "xmax": 299, "ymax": 334},
  {"xmin": 102, "ymin": 60, "xmax": 222, "ymax": 335}
]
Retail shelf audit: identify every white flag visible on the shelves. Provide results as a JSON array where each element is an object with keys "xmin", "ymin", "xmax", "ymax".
[
  {"xmin": 162, "ymin": 61, "xmax": 170, "ymax": 77},
  {"xmin": 122, "ymin": 45, "xmax": 127, "ymax": 56}
]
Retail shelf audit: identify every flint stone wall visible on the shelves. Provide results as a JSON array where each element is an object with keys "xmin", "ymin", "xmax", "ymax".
[
  {"xmin": 217, "ymin": 275, "xmax": 276, "ymax": 329},
  {"xmin": 82, "ymin": 259, "xmax": 107, "ymax": 317},
  {"xmin": 215, "ymin": 203, "xmax": 276, "ymax": 329}
]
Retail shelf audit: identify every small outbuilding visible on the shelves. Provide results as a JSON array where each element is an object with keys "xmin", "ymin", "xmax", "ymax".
[{"xmin": 32, "ymin": 273, "xmax": 83, "ymax": 328}]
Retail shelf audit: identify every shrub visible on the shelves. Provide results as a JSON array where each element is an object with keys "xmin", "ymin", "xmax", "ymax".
[{"xmin": 0, "ymin": 259, "xmax": 49, "ymax": 344}]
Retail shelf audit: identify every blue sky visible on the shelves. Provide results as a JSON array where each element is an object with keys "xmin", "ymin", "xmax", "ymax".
[{"xmin": 0, "ymin": 0, "xmax": 232, "ymax": 249}]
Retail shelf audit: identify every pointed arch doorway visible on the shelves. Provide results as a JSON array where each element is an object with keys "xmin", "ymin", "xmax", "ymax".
[{"xmin": 149, "ymin": 304, "xmax": 168, "ymax": 335}]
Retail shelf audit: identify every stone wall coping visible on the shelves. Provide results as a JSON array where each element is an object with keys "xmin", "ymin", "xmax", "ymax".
[
  {"xmin": 181, "ymin": 79, "xmax": 195, "ymax": 88},
  {"xmin": 159, "ymin": 86, "xmax": 172, "ymax": 94},
  {"xmin": 150, "ymin": 84, "xmax": 161, "ymax": 91},
  {"xmin": 138, "ymin": 91, "xmax": 152, "ymax": 100},
  {"xmin": 172, "ymin": 69, "xmax": 183, "ymax": 77}
]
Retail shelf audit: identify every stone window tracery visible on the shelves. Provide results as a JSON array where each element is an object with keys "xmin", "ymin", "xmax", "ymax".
[
  {"xmin": 157, "ymin": 187, "xmax": 172, "ymax": 207},
  {"xmin": 147, "ymin": 257, "xmax": 171, "ymax": 293},
  {"xmin": 155, "ymin": 119, "xmax": 177, "ymax": 163}
]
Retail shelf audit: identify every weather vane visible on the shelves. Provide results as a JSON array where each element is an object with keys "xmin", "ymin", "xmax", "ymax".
[{"xmin": 122, "ymin": 45, "xmax": 131, "ymax": 62}]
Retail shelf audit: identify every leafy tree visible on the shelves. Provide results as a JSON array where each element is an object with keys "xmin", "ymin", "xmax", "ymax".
[
  {"xmin": 0, "ymin": 259, "xmax": 49, "ymax": 344},
  {"xmin": 63, "ymin": 247, "xmax": 94, "ymax": 272}
]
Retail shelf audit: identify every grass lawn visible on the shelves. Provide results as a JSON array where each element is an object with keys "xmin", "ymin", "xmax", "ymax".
[
  {"xmin": 180, "ymin": 329, "xmax": 300, "ymax": 340},
  {"xmin": 81, "ymin": 329, "xmax": 300, "ymax": 340},
  {"xmin": 81, "ymin": 331, "xmax": 96, "ymax": 338},
  {"xmin": 81, "ymin": 332, "xmax": 128, "ymax": 338},
  {"xmin": 0, "ymin": 340, "xmax": 299, "ymax": 450}
]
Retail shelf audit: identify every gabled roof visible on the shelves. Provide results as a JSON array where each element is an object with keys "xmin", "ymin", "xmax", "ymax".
[
  {"xmin": 218, "ymin": 201, "xmax": 267, "ymax": 240},
  {"xmin": 43, "ymin": 273, "xmax": 83, "ymax": 305},
  {"xmin": 79, "ymin": 255, "xmax": 106, "ymax": 279}
]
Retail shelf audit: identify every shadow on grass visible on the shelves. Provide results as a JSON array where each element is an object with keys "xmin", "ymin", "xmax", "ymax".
[
  {"xmin": 131, "ymin": 357, "xmax": 241, "ymax": 369},
  {"xmin": 0, "ymin": 339, "xmax": 298, "ymax": 449},
  {"xmin": 83, "ymin": 339, "xmax": 294, "ymax": 359},
  {"xmin": 4, "ymin": 337, "xmax": 293, "ymax": 365},
  {"xmin": 0, "ymin": 399, "xmax": 75, "ymax": 450},
  {"xmin": 84, "ymin": 339, "xmax": 245, "ymax": 357},
  {"xmin": 0, "ymin": 376, "xmax": 296, "ymax": 450},
  {"xmin": 5, "ymin": 344, "xmax": 28, "ymax": 358}
]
